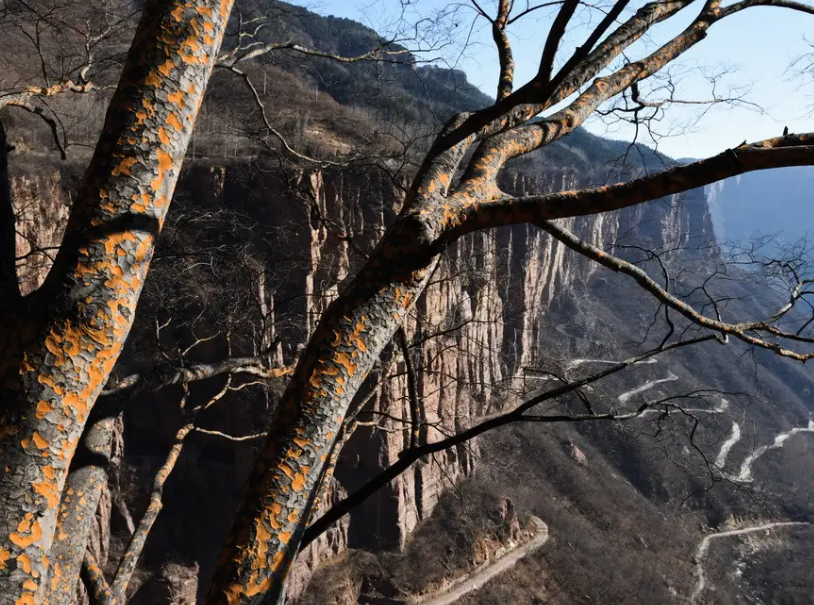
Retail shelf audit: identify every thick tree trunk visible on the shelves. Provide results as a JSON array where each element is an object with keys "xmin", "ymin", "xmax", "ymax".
[
  {"xmin": 0, "ymin": 2, "xmax": 233, "ymax": 602},
  {"xmin": 46, "ymin": 414, "xmax": 119, "ymax": 605},
  {"xmin": 206, "ymin": 241, "xmax": 439, "ymax": 604}
]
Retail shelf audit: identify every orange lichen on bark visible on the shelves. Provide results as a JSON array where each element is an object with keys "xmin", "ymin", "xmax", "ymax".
[
  {"xmin": 16, "ymin": 592, "xmax": 36, "ymax": 605},
  {"xmin": 31, "ymin": 432, "xmax": 49, "ymax": 452},
  {"xmin": 57, "ymin": 435, "xmax": 79, "ymax": 461},
  {"xmin": 166, "ymin": 91, "xmax": 185, "ymax": 108},
  {"xmin": 9, "ymin": 515, "xmax": 43, "ymax": 549},
  {"xmin": 291, "ymin": 472, "xmax": 307, "ymax": 492},
  {"xmin": 34, "ymin": 402, "xmax": 52, "ymax": 420},
  {"xmin": 49, "ymin": 562, "xmax": 62, "ymax": 592},
  {"xmin": 157, "ymin": 126, "xmax": 171, "ymax": 145},
  {"xmin": 171, "ymin": 4, "xmax": 185, "ymax": 21},
  {"xmin": 0, "ymin": 0, "xmax": 235, "ymax": 581},
  {"xmin": 16, "ymin": 555, "xmax": 31, "ymax": 574},
  {"xmin": 333, "ymin": 352, "xmax": 357, "ymax": 377},
  {"xmin": 157, "ymin": 59, "xmax": 176, "ymax": 77},
  {"xmin": 111, "ymin": 156, "xmax": 139, "ymax": 177},
  {"xmin": 147, "ymin": 148, "xmax": 174, "ymax": 194},
  {"xmin": 33, "ymin": 478, "xmax": 59, "ymax": 508}
]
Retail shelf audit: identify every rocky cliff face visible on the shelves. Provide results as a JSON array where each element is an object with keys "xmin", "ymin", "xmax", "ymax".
[
  {"xmin": 170, "ymin": 161, "xmax": 713, "ymax": 590},
  {"xmin": 11, "ymin": 167, "xmax": 71, "ymax": 294},
  {"xmin": 8, "ymin": 155, "xmax": 714, "ymax": 600}
]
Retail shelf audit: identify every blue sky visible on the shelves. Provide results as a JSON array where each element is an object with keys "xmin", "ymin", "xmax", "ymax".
[{"xmin": 290, "ymin": 0, "xmax": 814, "ymax": 159}]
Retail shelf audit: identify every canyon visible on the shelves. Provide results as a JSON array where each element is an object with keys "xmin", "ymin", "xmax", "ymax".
[
  {"xmin": 4, "ymin": 2, "xmax": 814, "ymax": 602},
  {"xmin": 12, "ymin": 143, "xmax": 814, "ymax": 603}
]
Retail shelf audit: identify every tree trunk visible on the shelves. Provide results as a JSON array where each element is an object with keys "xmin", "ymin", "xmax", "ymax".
[
  {"xmin": 0, "ymin": 2, "xmax": 234, "ymax": 602},
  {"xmin": 206, "ymin": 241, "xmax": 439, "ymax": 604},
  {"xmin": 46, "ymin": 414, "xmax": 120, "ymax": 605}
]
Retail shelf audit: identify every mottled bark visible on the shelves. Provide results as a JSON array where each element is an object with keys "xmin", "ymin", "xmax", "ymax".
[
  {"xmin": 0, "ymin": 1, "xmax": 233, "ymax": 602},
  {"xmin": 491, "ymin": 0, "xmax": 514, "ymax": 101},
  {"xmin": 81, "ymin": 550, "xmax": 114, "ymax": 605},
  {"xmin": 206, "ymin": 247, "xmax": 438, "ymax": 604},
  {"xmin": 48, "ymin": 354, "xmax": 288, "ymax": 604},
  {"xmin": 47, "ymin": 415, "xmax": 119, "ymax": 605}
]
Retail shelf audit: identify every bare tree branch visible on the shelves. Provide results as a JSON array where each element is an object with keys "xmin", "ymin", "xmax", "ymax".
[
  {"xmin": 303, "ymin": 333, "xmax": 718, "ymax": 545},
  {"xmin": 396, "ymin": 326, "xmax": 423, "ymax": 449},
  {"xmin": 537, "ymin": 219, "xmax": 814, "ymax": 360},
  {"xmin": 438, "ymin": 133, "xmax": 814, "ymax": 241},
  {"xmin": 538, "ymin": 0, "xmax": 580, "ymax": 85},
  {"xmin": 100, "ymin": 353, "xmax": 291, "ymax": 400},
  {"xmin": 82, "ymin": 549, "xmax": 116, "ymax": 605}
]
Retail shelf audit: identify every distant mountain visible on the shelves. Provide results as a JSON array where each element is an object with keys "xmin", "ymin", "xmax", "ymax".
[
  {"xmin": 233, "ymin": 1, "xmax": 493, "ymax": 124},
  {"xmin": 707, "ymin": 167, "xmax": 814, "ymax": 245},
  {"xmin": 242, "ymin": 1, "xmax": 680, "ymax": 175}
]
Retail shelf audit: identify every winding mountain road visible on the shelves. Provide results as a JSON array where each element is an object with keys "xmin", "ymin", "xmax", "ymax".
[
  {"xmin": 413, "ymin": 518, "xmax": 549, "ymax": 605},
  {"xmin": 731, "ymin": 419, "xmax": 814, "ymax": 483},
  {"xmin": 714, "ymin": 419, "xmax": 741, "ymax": 470},
  {"xmin": 689, "ymin": 521, "xmax": 814, "ymax": 604},
  {"xmin": 566, "ymin": 357, "xmax": 658, "ymax": 370},
  {"xmin": 538, "ymin": 350, "xmax": 814, "ymax": 603},
  {"xmin": 570, "ymin": 351, "xmax": 814, "ymax": 483},
  {"xmin": 617, "ymin": 371, "xmax": 679, "ymax": 404}
]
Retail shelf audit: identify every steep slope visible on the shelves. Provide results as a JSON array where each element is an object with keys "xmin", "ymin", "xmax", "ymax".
[{"xmin": 4, "ymin": 3, "xmax": 814, "ymax": 604}]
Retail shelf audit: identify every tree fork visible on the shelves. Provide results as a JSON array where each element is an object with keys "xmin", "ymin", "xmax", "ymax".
[
  {"xmin": 206, "ymin": 247, "xmax": 439, "ymax": 604},
  {"xmin": 0, "ymin": 1, "xmax": 234, "ymax": 602}
]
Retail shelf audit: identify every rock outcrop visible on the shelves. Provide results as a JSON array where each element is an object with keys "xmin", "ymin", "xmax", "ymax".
[{"xmin": 8, "ymin": 154, "xmax": 713, "ymax": 599}]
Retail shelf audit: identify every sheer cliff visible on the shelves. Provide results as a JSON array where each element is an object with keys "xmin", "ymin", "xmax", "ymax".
[
  {"xmin": 4, "ymin": 2, "xmax": 813, "ymax": 603},
  {"xmin": 8, "ymin": 152, "xmax": 718, "ymax": 600}
]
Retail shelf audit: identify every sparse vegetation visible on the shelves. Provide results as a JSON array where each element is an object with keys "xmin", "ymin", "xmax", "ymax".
[{"xmin": 2, "ymin": 1, "xmax": 814, "ymax": 605}]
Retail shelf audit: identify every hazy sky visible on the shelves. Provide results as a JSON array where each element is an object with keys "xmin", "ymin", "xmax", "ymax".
[{"xmin": 289, "ymin": 0, "xmax": 814, "ymax": 160}]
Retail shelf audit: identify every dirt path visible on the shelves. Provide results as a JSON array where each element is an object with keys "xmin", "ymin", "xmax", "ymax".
[
  {"xmin": 618, "ymin": 371, "xmax": 679, "ymax": 404},
  {"xmin": 414, "ymin": 518, "xmax": 549, "ymax": 605},
  {"xmin": 732, "ymin": 419, "xmax": 814, "ymax": 483},
  {"xmin": 689, "ymin": 521, "xmax": 813, "ymax": 604},
  {"xmin": 566, "ymin": 357, "xmax": 658, "ymax": 370}
]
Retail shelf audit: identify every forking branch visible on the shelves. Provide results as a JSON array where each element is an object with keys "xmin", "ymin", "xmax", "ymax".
[
  {"xmin": 206, "ymin": 2, "xmax": 814, "ymax": 602},
  {"xmin": 303, "ymin": 332, "xmax": 722, "ymax": 546}
]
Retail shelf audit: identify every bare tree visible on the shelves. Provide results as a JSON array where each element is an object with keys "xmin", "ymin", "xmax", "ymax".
[
  {"xmin": 0, "ymin": 2, "xmax": 234, "ymax": 602},
  {"xmin": 202, "ymin": 2, "xmax": 814, "ymax": 603},
  {"xmin": 3, "ymin": 2, "xmax": 814, "ymax": 605}
]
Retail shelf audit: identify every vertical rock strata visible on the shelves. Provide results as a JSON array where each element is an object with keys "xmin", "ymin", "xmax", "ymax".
[{"xmin": 9, "ymin": 158, "xmax": 713, "ymax": 593}]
